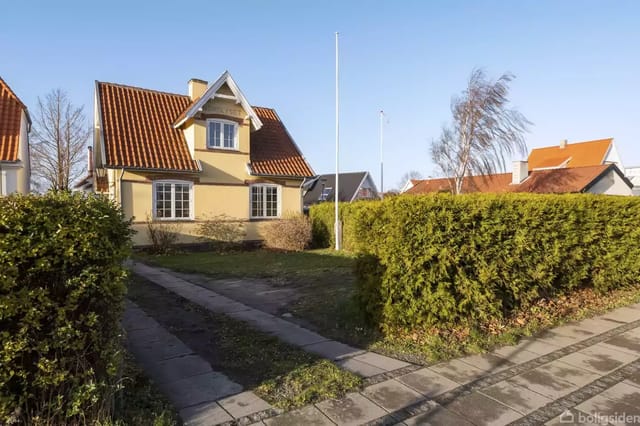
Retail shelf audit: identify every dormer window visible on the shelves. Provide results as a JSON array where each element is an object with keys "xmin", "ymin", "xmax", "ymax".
[{"xmin": 207, "ymin": 119, "xmax": 238, "ymax": 150}]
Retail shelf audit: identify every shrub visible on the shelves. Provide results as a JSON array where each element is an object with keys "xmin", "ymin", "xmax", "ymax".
[
  {"xmin": 263, "ymin": 213, "xmax": 312, "ymax": 251},
  {"xmin": 333, "ymin": 194, "xmax": 640, "ymax": 332},
  {"xmin": 0, "ymin": 192, "xmax": 133, "ymax": 424},
  {"xmin": 197, "ymin": 214, "xmax": 245, "ymax": 250},
  {"xmin": 146, "ymin": 216, "xmax": 181, "ymax": 254}
]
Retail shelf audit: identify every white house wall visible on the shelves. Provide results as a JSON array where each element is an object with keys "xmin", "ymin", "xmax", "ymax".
[{"xmin": 587, "ymin": 169, "xmax": 632, "ymax": 196}]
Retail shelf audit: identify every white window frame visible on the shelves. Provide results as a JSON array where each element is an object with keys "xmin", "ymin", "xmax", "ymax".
[
  {"xmin": 249, "ymin": 184, "xmax": 281, "ymax": 219},
  {"xmin": 152, "ymin": 180, "xmax": 194, "ymax": 220},
  {"xmin": 206, "ymin": 118, "xmax": 239, "ymax": 150}
]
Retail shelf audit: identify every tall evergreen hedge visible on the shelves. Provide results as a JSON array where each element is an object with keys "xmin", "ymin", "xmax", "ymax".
[
  {"xmin": 0, "ymin": 192, "xmax": 133, "ymax": 424},
  {"xmin": 310, "ymin": 194, "xmax": 640, "ymax": 330}
]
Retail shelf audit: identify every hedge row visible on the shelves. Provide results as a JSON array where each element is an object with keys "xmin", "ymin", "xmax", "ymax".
[
  {"xmin": 0, "ymin": 192, "xmax": 133, "ymax": 424},
  {"xmin": 309, "ymin": 194, "xmax": 640, "ymax": 331}
]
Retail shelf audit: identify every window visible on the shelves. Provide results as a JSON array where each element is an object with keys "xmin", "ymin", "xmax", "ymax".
[
  {"xmin": 153, "ymin": 181, "xmax": 193, "ymax": 220},
  {"xmin": 319, "ymin": 187, "xmax": 332, "ymax": 201},
  {"xmin": 250, "ymin": 185, "xmax": 280, "ymax": 218},
  {"xmin": 207, "ymin": 119, "xmax": 238, "ymax": 150}
]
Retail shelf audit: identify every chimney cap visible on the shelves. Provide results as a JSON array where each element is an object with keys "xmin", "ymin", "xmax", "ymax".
[
  {"xmin": 188, "ymin": 78, "xmax": 208, "ymax": 85},
  {"xmin": 560, "ymin": 139, "xmax": 568, "ymax": 149}
]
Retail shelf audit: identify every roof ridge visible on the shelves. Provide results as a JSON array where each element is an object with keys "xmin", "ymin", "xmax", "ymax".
[
  {"xmin": 531, "ymin": 138, "xmax": 613, "ymax": 150},
  {"xmin": 97, "ymin": 81, "xmax": 189, "ymax": 98}
]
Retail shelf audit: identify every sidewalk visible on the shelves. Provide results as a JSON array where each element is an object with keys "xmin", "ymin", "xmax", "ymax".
[{"xmin": 131, "ymin": 262, "xmax": 640, "ymax": 425}]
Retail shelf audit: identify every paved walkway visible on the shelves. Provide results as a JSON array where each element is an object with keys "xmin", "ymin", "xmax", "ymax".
[{"xmin": 131, "ymin": 262, "xmax": 640, "ymax": 425}]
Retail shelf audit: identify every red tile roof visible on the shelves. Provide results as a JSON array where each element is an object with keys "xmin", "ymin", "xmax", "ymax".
[
  {"xmin": 406, "ymin": 165, "xmax": 621, "ymax": 195},
  {"xmin": 528, "ymin": 138, "xmax": 612, "ymax": 170},
  {"xmin": 0, "ymin": 77, "xmax": 28, "ymax": 162},
  {"xmin": 97, "ymin": 82, "xmax": 313, "ymax": 177},
  {"xmin": 249, "ymin": 107, "xmax": 314, "ymax": 177},
  {"xmin": 97, "ymin": 82, "xmax": 199, "ymax": 171}
]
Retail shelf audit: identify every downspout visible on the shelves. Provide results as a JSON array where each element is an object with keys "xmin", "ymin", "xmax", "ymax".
[
  {"xmin": 118, "ymin": 168, "xmax": 125, "ymax": 207},
  {"xmin": 299, "ymin": 177, "xmax": 307, "ymax": 213}
]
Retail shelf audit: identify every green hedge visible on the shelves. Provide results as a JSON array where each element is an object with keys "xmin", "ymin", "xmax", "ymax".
[
  {"xmin": 0, "ymin": 192, "xmax": 133, "ymax": 424},
  {"xmin": 313, "ymin": 194, "xmax": 640, "ymax": 331}
]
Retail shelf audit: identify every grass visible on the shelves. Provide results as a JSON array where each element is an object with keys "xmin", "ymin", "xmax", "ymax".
[
  {"xmin": 127, "ymin": 275, "xmax": 361, "ymax": 410},
  {"xmin": 135, "ymin": 248, "xmax": 640, "ymax": 366}
]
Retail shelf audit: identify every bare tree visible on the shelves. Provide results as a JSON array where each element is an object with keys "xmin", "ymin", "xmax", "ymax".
[
  {"xmin": 397, "ymin": 170, "xmax": 423, "ymax": 190},
  {"xmin": 430, "ymin": 69, "xmax": 530, "ymax": 194},
  {"xmin": 31, "ymin": 89, "xmax": 90, "ymax": 191}
]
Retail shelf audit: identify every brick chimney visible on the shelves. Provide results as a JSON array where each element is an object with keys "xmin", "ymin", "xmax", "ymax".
[
  {"xmin": 188, "ymin": 78, "xmax": 208, "ymax": 100},
  {"xmin": 560, "ymin": 139, "xmax": 568, "ymax": 149},
  {"xmin": 512, "ymin": 160, "xmax": 528, "ymax": 184}
]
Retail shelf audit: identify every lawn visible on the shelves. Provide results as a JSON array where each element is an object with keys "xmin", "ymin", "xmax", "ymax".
[{"xmin": 136, "ymin": 248, "xmax": 640, "ymax": 365}]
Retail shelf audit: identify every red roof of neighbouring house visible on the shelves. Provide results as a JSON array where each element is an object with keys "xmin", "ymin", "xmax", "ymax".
[
  {"xmin": 96, "ymin": 81, "xmax": 313, "ymax": 177},
  {"xmin": 527, "ymin": 138, "xmax": 612, "ymax": 170},
  {"xmin": 0, "ymin": 77, "xmax": 29, "ymax": 162},
  {"xmin": 406, "ymin": 164, "xmax": 625, "ymax": 195}
]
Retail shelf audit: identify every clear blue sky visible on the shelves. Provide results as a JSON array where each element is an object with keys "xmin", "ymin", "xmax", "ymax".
[{"xmin": 3, "ymin": 0, "xmax": 639, "ymax": 190}]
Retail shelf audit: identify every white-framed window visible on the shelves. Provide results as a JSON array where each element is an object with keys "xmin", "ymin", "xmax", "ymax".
[
  {"xmin": 207, "ymin": 119, "xmax": 238, "ymax": 150},
  {"xmin": 250, "ymin": 184, "xmax": 281, "ymax": 218},
  {"xmin": 153, "ymin": 180, "xmax": 194, "ymax": 220},
  {"xmin": 319, "ymin": 187, "xmax": 332, "ymax": 201}
]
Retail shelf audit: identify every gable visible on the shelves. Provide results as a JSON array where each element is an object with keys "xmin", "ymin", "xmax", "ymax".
[{"xmin": 0, "ymin": 77, "xmax": 29, "ymax": 162}]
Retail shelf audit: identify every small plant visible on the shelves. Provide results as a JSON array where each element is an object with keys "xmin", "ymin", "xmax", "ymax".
[
  {"xmin": 197, "ymin": 214, "xmax": 245, "ymax": 250},
  {"xmin": 263, "ymin": 213, "xmax": 312, "ymax": 252},
  {"xmin": 146, "ymin": 215, "xmax": 182, "ymax": 254}
]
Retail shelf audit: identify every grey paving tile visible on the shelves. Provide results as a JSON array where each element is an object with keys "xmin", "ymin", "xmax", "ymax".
[
  {"xmin": 457, "ymin": 353, "xmax": 515, "ymax": 373},
  {"xmin": 548, "ymin": 322, "xmax": 599, "ymax": 341},
  {"xmin": 144, "ymin": 354, "xmax": 213, "ymax": 384},
  {"xmin": 362, "ymin": 379, "xmax": 424, "ymax": 412},
  {"xmin": 267, "ymin": 321, "xmax": 329, "ymax": 347},
  {"xmin": 159, "ymin": 371, "xmax": 243, "ymax": 410},
  {"xmin": 128, "ymin": 334, "xmax": 193, "ymax": 362},
  {"xmin": 534, "ymin": 360, "xmax": 600, "ymax": 387},
  {"xmin": 491, "ymin": 344, "xmax": 545, "ymax": 364},
  {"xmin": 570, "ymin": 317, "xmax": 624, "ymax": 334},
  {"xmin": 338, "ymin": 358, "xmax": 386, "ymax": 377},
  {"xmin": 600, "ymin": 307, "xmax": 640, "ymax": 323},
  {"xmin": 218, "ymin": 391, "xmax": 272, "ymax": 419},
  {"xmin": 264, "ymin": 405, "xmax": 334, "ymax": 426},
  {"xmin": 535, "ymin": 330, "xmax": 584, "ymax": 347},
  {"xmin": 480, "ymin": 380, "xmax": 553, "ymax": 415},
  {"xmin": 601, "ymin": 332, "xmax": 640, "ymax": 356},
  {"xmin": 403, "ymin": 404, "xmax": 475, "ymax": 426},
  {"xmin": 512, "ymin": 337, "xmax": 563, "ymax": 356},
  {"xmin": 428, "ymin": 359, "xmax": 485, "ymax": 385},
  {"xmin": 556, "ymin": 343, "xmax": 637, "ymax": 375},
  {"xmin": 315, "ymin": 392, "xmax": 387, "ymax": 425},
  {"xmin": 445, "ymin": 391, "xmax": 522, "ymax": 426},
  {"xmin": 575, "ymin": 382, "xmax": 640, "ymax": 421},
  {"xmin": 200, "ymin": 296, "xmax": 253, "ymax": 313},
  {"xmin": 545, "ymin": 408, "xmax": 603, "ymax": 426},
  {"xmin": 352, "ymin": 352, "xmax": 410, "ymax": 372},
  {"xmin": 304, "ymin": 340, "xmax": 365, "ymax": 360},
  {"xmin": 507, "ymin": 367, "xmax": 577, "ymax": 399},
  {"xmin": 627, "ymin": 369, "xmax": 640, "ymax": 389},
  {"xmin": 179, "ymin": 401, "xmax": 233, "ymax": 425},
  {"xmin": 396, "ymin": 368, "xmax": 460, "ymax": 398}
]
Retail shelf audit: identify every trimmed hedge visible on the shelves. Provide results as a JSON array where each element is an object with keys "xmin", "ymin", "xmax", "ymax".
[
  {"xmin": 311, "ymin": 194, "xmax": 640, "ymax": 331},
  {"xmin": 0, "ymin": 192, "xmax": 133, "ymax": 424}
]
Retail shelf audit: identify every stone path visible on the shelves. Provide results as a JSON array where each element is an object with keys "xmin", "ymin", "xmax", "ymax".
[{"xmin": 130, "ymin": 262, "xmax": 640, "ymax": 425}]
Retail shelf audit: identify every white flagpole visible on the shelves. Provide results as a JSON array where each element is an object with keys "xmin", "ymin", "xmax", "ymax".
[
  {"xmin": 335, "ymin": 32, "xmax": 341, "ymax": 251},
  {"xmin": 379, "ymin": 110, "xmax": 384, "ymax": 198}
]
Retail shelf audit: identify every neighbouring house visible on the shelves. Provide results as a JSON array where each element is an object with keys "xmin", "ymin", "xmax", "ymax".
[
  {"xmin": 91, "ymin": 71, "xmax": 314, "ymax": 245},
  {"xmin": 400, "ymin": 178, "xmax": 421, "ymax": 193},
  {"xmin": 624, "ymin": 166, "xmax": 640, "ymax": 196},
  {"xmin": 303, "ymin": 171, "xmax": 379, "ymax": 208},
  {"xmin": 74, "ymin": 146, "xmax": 95, "ymax": 192},
  {"xmin": 0, "ymin": 77, "xmax": 31, "ymax": 195},
  {"xmin": 528, "ymin": 138, "xmax": 623, "ymax": 171}
]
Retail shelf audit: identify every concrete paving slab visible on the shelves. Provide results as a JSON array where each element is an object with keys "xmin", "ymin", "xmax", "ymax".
[
  {"xmin": 545, "ymin": 408, "xmax": 602, "ymax": 426},
  {"xmin": 480, "ymin": 380, "xmax": 553, "ymax": 415},
  {"xmin": 362, "ymin": 379, "xmax": 424, "ymax": 412},
  {"xmin": 303, "ymin": 340, "xmax": 366, "ymax": 360},
  {"xmin": 266, "ymin": 321, "xmax": 329, "ymax": 347},
  {"xmin": 491, "ymin": 344, "xmax": 541, "ymax": 364},
  {"xmin": 179, "ymin": 401, "xmax": 233, "ymax": 425},
  {"xmin": 547, "ymin": 322, "xmax": 598, "ymax": 341},
  {"xmin": 457, "ymin": 353, "xmax": 515, "ymax": 373},
  {"xmin": 396, "ymin": 368, "xmax": 460, "ymax": 398},
  {"xmin": 159, "ymin": 371, "xmax": 243, "ymax": 410},
  {"xmin": 338, "ymin": 358, "xmax": 386, "ymax": 377},
  {"xmin": 535, "ymin": 330, "xmax": 584, "ymax": 347},
  {"xmin": 264, "ymin": 405, "xmax": 334, "ymax": 426},
  {"xmin": 428, "ymin": 359, "xmax": 485, "ymax": 385},
  {"xmin": 218, "ymin": 391, "xmax": 272, "ymax": 419},
  {"xmin": 556, "ymin": 343, "xmax": 637, "ymax": 375},
  {"xmin": 507, "ymin": 367, "xmax": 577, "ymax": 399},
  {"xmin": 200, "ymin": 296, "xmax": 252, "ymax": 314},
  {"xmin": 571, "ymin": 317, "xmax": 624, "ymax": 334},
  {"xmin": 599, "ymin": 307, "xmax": 640, "ymax": 323},
  {"xmin": 144, "ymin": 354, "xmax": 213, "ymax": 385},
  {"xmin": 534, "ymin": 360, "xmax": 600, "ymax": 387},
  {"xmin": 627, "ymin": 369, "xmax": 640, "ymax": 389},
  {"xmin": 445, "ymin": 391, "xmax": 522, "ymax": 425},
  {"xmin": 403, "ymin": 404, "xmax": 475, "ymax": 426},
  {"xmin": 128, "ymin": 335, "xmax": 193, "ymax": 362},
  {"xmin": 227, "ymin": 308, "xmax": 284, "ymax": 328},
  {"xmin": 315, "ymin": 392, "xmax": 388, "ymax": 425},
  {"xmin": 601, "ymin": 332, "xmax": 640, "ymax": 356},
  {"xmin": 575, "ymin": 382, "xmax": 640, "ymax": 420},
  {"xmin": 510, "ymin": 337, "xmax": 563, "ymax": 356},
  {"xmin": 126, "ymin": 326, "xmax": 168, "ymax": 344},
  {"xmin": 352, "ymin": 352, "xmax": 410, "ymax": 372}
]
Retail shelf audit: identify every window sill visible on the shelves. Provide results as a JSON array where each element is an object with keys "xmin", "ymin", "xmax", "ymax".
[
  {"xmin": 249, "ymin": 217, "xmax": 281, "ymax": 222},
  {"xmin": 205, "ymin": 146, "xmax": 241, "ymax": 153}
]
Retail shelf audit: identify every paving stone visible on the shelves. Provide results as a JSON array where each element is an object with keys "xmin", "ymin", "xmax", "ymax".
[
  {"xmin": 575, "ymin": 382, "xmax": 640, "ymax": 421},
  {"xmin": 428, "ymin": 359, "xmax": 485, "ymax": 385},
  {"xmin": 599, "ymin": 307, "xmax": 640, "ymax": 323},
  {"xmin": 507, "ymin": 367, "xmax": 577, "ymax": 399},
  {"xmin": 352, "ymin": 352, "xmax": 410, "ymax": 372},
  {"xmin": 128, "ymin": 335, "xmax": 193, "ymax": 362},
  {"xmin": 200, "ymin": 295, "xmax": 253, "ymax": 314},
  {"xmin": 457, "ymin": 352, "xmax": 515, "ymax": 373},
  {"xmin": 144, "ymin": 354, "xmax": 213, "ymax": 384},
  {"xmin": 266, "ymin": 321, "xmax": 329, "ymax": 347},
  {"xmin": 556, "ymin": 343, "xmax": 637, "ymax": 374},
  {"xmin": 445, "ymin": 391, "xmax": 522, "ymax": 425},
  {"xmin": 510, "ymin": 337, "xmax": 563, "ymax": 356},
  {"xmin": 159, "ymin": 371, "xmax": 243, "ymax": 410},
  {"xmin": 338, "ymin": 358, "xmax": 386, "ymax": 377},
  {"xmin": 480, "ymin": 380, "xmax": 553, "ymax": 415},
  {"xmin": 227, "ymin": 308, "xmax": 284, "ymax": 329},
  {"xmin": 315, "ymin": 392, "xmax": 387, "ymax": 425},
  {"xmin": 403, "ymin": 404, "xmax": 475, "ymax": 426},
  {"xmin": 396, "ymin": 368, "xmax": 460, "ymax": 398},
  {"xmin": 362, "ymin": 379, "xmax": 424, "ymax": 412},
  {"xmin": 303, "ymin": 340, "xmax": 365, "ymax": 360},
  {"xmin": 572, "ymin": 317, "xmax": 627, "ymax": 333},
  {"xmin": 218, "ymin": 391, "xmax": 272, "ymax": 419},
  {"xmin": 491, "ymin": 344, "xmax": 541, "ymax": 364},
  {"xmin": 179, "ymin": 401, "xmax": 233, "ymax": 425},
  {"xmin": 534, "ymin": 360, "xmax": 600, "ymax": 387},
  {"xmin": 627, "ymin": 369, "xmax": 640, "ymax": 388},
  {"xmin": 547, "ymin": 322, "xmax": 598, "ymax": 341},
  {"xmin": 534, "ymin": 330, "xmax": 584, "ymax": 347},
  {"xmin": 601, "ymin": 332, "xmax": 640, "ymax": 355},
  {"xmin": 545, "ymin": 408, "xmax": 602, "ymax": 426},
  {"xmin": 264, "ymin": 405, "xmax": 334, "ymax": 425}
]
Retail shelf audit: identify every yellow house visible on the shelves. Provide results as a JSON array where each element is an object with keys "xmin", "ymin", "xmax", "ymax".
[
  {"xmin": 92, "ymin": 71, "xmax": 314, "ymax": 246},
  {"xmin": 0, "ymin": 77, "xmax": 31, "ymax": 195}
]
